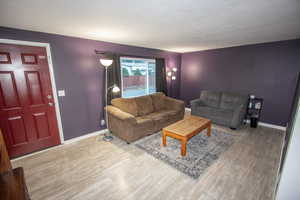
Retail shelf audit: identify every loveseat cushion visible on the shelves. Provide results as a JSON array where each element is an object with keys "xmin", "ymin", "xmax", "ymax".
[
  {"xmin": 150, "ymin": 92, "xmax": 166, "ymax": 111},
  {"xmin": 111, "ymin": 98, "xmax": 138, "ymax": 117},
  {"xmin": 200, "ymin": 90, "xmax": 221, "ymax": 108},
  {"xmin": 220, "ymin": 92, "xmax": 248, "ymax": 110},
  {"xmin": 193, "ymin": 106, "xmax": 233, "ymax": 121},
  {"xmin": 134, "ymin": 95, "xmax": 154, "ymax": 116}
]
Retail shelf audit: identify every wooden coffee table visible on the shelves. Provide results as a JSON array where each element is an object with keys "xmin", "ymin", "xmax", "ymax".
[{"xmin": 162, "ymin": 115, "xmax": 212, "ymax": 156}]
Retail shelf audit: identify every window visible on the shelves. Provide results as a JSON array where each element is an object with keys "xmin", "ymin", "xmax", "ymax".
[{"xmin": 120, "ymin": 57, "xmax": 156, "ymax": 98}]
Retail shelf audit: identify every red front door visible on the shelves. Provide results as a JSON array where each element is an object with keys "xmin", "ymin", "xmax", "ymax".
[{"xmin": 0, "ymin": 43, "xmax": 61, "ymax": 158}]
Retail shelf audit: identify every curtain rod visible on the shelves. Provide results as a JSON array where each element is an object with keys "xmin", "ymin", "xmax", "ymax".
[{"xmin": 94, "ymin": 50, "xmax": 163, "ymax": 60}]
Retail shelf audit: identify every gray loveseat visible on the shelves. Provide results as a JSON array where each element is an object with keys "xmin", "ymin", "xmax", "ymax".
[{"xmin": 190, "ymin": 90, "xmax": 248, "ymax": 129}]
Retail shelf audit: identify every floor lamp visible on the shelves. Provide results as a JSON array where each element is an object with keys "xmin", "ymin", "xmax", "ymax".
[
  {"xmin": 100, "ymin": 58, "xmax": 120, "ymax": 142},
  {"xmin": 167, "ymin": 67, "xmax": 177, "ymax": 97}
]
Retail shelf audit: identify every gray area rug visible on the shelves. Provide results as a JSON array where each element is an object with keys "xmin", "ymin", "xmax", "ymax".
[{"xmin": 135, "ymin": 128, "xmax": 238, "ymax": 179}]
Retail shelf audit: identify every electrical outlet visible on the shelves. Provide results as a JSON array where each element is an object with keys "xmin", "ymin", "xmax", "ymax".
[
  {"xmin": 101, "ymin": 119, "xmax": 106, "ymax": 126},
  {"xmin": 58, "ymin": 90, "xmax": 65, "ymax": 96}
]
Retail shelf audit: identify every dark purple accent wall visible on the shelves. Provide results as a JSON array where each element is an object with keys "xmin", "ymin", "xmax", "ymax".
[
  {"xmin": 0, "ymin": 27, "xmax": 181, "ymax": 140},
  {"xmin": 180, "ymin": 39, "xmax": 300, "ymax": 126}
]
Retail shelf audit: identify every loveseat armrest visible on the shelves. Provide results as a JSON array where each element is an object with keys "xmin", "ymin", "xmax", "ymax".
[
  {"xmin": 231, "ymin": 104, "xmax": 247, "ymax": 128},
  {"xmin": 190, "ymin": 98, "xmax": 205, "ymax": 107},
  {"xmin": 190, "ymin": 99, "xmax": 205, "ymax": 115},
  {"xmin": 164, "ymin": 96, "xmax": 185, "ymax": 111},
  {"xmin": 105, "ymin": 106, "xmax": 136, "ymax": 124}
]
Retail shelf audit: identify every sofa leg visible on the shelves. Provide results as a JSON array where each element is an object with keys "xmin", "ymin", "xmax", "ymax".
[
  {"xmin": 126, "ymin": 142, "xmax": 130, "ymax": 145},
  {"xmin": 230, "ymin": 127, "xmax": 236, "ymax": 130}
]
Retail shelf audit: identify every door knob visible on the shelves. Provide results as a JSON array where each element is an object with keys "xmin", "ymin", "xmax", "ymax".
[
  {"xmin": 48, "ymin": 102, "xmax": 54, "ymax": 106},
  {"xmin": 47, "ymin": 95, "xmax": 52, "ymax": 99}
]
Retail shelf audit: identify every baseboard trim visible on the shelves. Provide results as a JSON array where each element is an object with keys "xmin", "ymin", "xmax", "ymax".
[
  {"xmin": 11, "ymin": 143, "xmax": 63, "ymax": 162},
  {"xmin": 12, "ymin": 129, "xmax": 108, "ymax": 162},
  {"xmin": 185, "ymin": 107, "xmax": 286, "ymax": 131},
  {"xmin": 63, "ymin": 129, "xmax": 107, "ymax": 144},
  {"xmin": 245, "ymin": 119, "xmax": 286, "ymax": 131},
  {"xmin": 257, "ymin": 122, "xmax": 286, "ymax": 131}
]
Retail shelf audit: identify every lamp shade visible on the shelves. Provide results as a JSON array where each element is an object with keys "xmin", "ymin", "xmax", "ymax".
[
  {"xmin": 112, "ymin": 85, "xmax": 120, "ymax": 93},
  {"xmin": 171, "ymin": 76, "xmax": 176, "ymax": 80},
  {"xmin": 172, "ymin": 67, "xmax": 177, "ymax": 72},
  {"xmin": 100, "ymin": 59, "xmax": 113, "ymax": 67},
  {"xmin": 167, "ymin": 71, "xmax": 172, "ymax": 77}
]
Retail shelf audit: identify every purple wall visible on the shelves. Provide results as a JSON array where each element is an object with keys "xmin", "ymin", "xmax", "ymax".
[
  {"xmin": 0, "ymin": 27, "xmax": 181, "ymax": 140},
  {"xmin": 1, "ymin": 26, "xmax": 298, "ymax": 136},
  {"xmin": 180, "ymin": 39, "xmax": 300, "ymax": 126}
]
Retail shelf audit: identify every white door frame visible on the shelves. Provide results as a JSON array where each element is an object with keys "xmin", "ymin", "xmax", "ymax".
[{"xmin": 0, "ymin": 39, "xmax": 65, "ymax": 143}]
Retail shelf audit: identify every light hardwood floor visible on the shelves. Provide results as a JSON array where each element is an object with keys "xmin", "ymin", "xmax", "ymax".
[{"xmin": 12, "ymin": 114, "xmax": 284, "ymax": 200}]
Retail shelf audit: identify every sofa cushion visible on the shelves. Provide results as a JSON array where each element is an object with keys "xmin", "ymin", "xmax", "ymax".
[
  {"xmin": 146, "ymin": 110, "xmax": 178, "ymax": 122},
  {"xmin": 135, "ymin": 116, "xmax": 154, "ymax": 125},
  {"xmin": 111, "ymin": 98, "xmax": 138, "ymax": 117},
  {"xmin": 134, "ymin": 116, "xmax": 155, "ymax": 135},
  {"xmin": 134, "ymin": 95, "xmax": 154, "ymax": 116},
  {"xmin": 146, "ymin": 110, "xmax": 179, "ymax": 131},
  {"xmin": 220, "ymin": 92, "xmax": 248, "ymax": 110},
  {"xmin": 150, "ymin": 92, "xmax": 166, "ymax": 111},
  {"xmin": 200, "ymin": 90, "xmax": 221, "ymax": 108}
]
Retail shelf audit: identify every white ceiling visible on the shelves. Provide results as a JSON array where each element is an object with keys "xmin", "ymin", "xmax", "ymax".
[{"xmin": 0, "ymin": 0, "xmax": 300, "ymax": 53}]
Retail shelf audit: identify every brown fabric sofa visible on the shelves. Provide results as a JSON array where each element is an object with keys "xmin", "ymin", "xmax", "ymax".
[{"xmin": 105, "ymin": 92, "xmax": 185, "ymax": 143}]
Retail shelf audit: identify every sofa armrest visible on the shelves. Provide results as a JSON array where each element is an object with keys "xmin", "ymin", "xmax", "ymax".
[
  {"xmin": 164, "ymin": 96, "xmax": 185, "ymax": 111},
  {"xmin": 231, "ymin": 104, "xmax": 247, "ymax": 128},
  {"xmin": 105, "ymin": 106, "xmax": 136, "ymax": 124}
]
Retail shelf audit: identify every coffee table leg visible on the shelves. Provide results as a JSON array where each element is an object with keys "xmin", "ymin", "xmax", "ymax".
[
  {"xmin": 181, "ymin": 139, "xmax": 187, "ymax": 156},
  {"xmin": 162, "ymin": 131, "xmax": 167, "ymax": 146},
  {"xmin": 207, "ymin": 122, "xmax": 211, "ymax": 137}
]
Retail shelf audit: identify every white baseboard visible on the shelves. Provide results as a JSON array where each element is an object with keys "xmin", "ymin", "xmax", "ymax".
[
  {"xmin": 185, "ymin": 107, "xmax": 286, "ymax": 131},
  {"xmin": 63, "ymin": 129, "xmax": 107, "ymax": 144},
  {"xmin": 256, "ymin": 122, "xmax": 286, "ymax": 131},
  {"xmin": 12, "ymin": 129, "xmax": 108, "ymax": 162},
  {"xmin": 245, "ymin": 119, "xmax": 286, "ymax": 131},
  {"xmin": 12, "ymin": 143, "xmax": 63, "ymax": 162}
]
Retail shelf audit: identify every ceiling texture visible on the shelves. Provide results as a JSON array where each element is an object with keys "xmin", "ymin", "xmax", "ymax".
[{"xmin": 1, "ymin": 0, "xmax": 300, "ymax": 53}]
